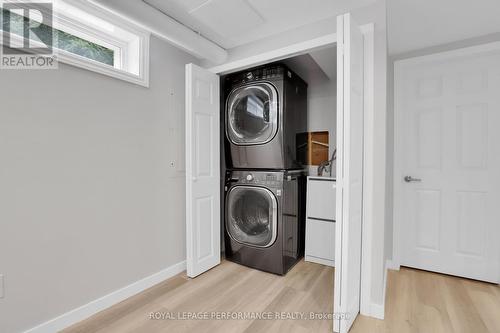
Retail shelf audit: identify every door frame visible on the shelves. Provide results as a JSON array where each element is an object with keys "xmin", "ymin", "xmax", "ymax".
[
  {"xmin": 392, "ymin": 41, "xmax": 500, "ymax": 273},
  {"xmin": 207, "ymin": 24, "xmax": 377, "ymax": 320}
]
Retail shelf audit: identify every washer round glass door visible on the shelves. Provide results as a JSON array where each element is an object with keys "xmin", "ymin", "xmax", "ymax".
[
  {"xmin": 226, "ymin": 186, "xmax": 278, "ymax": 248},
  {"xmin": 226, "ymin": 83, "xmax": 278, "ymax": 145}
]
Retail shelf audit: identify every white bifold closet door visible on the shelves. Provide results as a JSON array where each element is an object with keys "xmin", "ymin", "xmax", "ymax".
[
  {"xmin": 334, "ymin": 13, "xmax": 364, "ymax": 333},
  {"xmin": 185, "ymin": 63, "xmax": 221, "ymax": 278}
]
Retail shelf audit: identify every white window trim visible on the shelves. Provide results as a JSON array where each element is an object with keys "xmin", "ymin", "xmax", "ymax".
[
  {"xmin": 2, "ymin": 0, "xmax": 151, "ymax": 87},
  {"xmin": 58, "ymin": 0, "xmax": 151, "ymax": 87}
]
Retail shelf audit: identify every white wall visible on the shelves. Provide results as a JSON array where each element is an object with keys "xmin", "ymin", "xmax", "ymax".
[
  {"xmin": 308, "ymin": 77, "xmax": 337, "ymax": 157},
  {"xmin": 201, "ymin": 17, "xmax": 337, "ymax": 70},
  {"xmin": 283, "ymin": 53, "xmax": 337, "ymax": 173},
  {"xmin": 306, "ymin": 76, "xmax": 337, "ymax": 177},
  {"xmin": 387, "ymin": 0, "xmax": 500, "ymax": 55},
  {"xmin": 351, "ymin": 0, "xmax": 388, "ymax": 311},
  {"xmin": 0, "ymin": 36, "xmax": 197, "ymax": 333}
]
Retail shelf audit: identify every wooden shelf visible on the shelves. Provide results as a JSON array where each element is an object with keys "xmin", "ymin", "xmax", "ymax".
[{"xmin": 304, "ymin": 131, "xmax": 329, "ymax": 165}]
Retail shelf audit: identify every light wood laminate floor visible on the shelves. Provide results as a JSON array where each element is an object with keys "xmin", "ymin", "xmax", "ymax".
[
  {"xmin": 63, "ymin": 261, "xmax": 500, "ymax": 333},
  {"xmin": 352, "ymin": 267, "xmax": 500, "ymax": 333}
]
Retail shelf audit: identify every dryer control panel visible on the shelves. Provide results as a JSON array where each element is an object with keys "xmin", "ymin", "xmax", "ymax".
[{"xmin": 225, "ymin": 65, "xmax": 288, "ymax": 85}]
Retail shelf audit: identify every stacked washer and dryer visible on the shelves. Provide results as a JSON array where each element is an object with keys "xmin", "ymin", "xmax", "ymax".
[{"xmin": 223, "ymin": 64, "xmax": 308, "ymax": 275}]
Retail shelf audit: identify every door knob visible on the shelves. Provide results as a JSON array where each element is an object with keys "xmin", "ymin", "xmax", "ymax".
[{"xmin": 404, "ymin": 176, "xmax": 422, "ymax": 183}]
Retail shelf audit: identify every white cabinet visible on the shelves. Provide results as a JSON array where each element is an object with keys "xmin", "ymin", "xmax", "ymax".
[
  {"xmin": 305, "ymin": 177, "xmax": 336, "ymax": 267},
  {"xmin": 306, "ymin": 219, "xmax": 335, "ymax": 265},
  {"xmin": 307, "ymin": 177, "xmax": 336, "ymax": 220}
]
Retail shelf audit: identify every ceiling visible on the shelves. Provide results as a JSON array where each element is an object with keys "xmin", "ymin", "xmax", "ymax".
[
  {"xmin": 388, "ymin": 0, "xmax": 500, "ymax": 55},
  {"xmin": 143, "ymin": 0, "xmax": 375, "ymax": 49},
  {"xmin": 283, "ymin": 46, "xmax": 337, "ymax": 85}
]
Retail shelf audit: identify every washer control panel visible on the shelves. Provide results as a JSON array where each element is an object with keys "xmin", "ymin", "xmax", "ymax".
[{"xmin": 226, "ymin": 170, "xmax": 284, "ymax": 188}]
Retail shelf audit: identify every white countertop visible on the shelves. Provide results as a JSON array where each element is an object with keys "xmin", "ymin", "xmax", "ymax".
[{"xmin": 307, "ymin": 176, "xmax": 336, "ymax": 181}]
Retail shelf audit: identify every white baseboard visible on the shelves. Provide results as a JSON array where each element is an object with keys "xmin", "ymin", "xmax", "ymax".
[
  {"xmin": 385, "ymin": 259, "xmax": 400, "ymax": 271},
  {"xmin": 369, "ymin": 302, "xmax": 385, "ymax": 320},
  {"xmin": 305, "ymin": 255, "xmax": 335, "ymax": 267},
  {"xmin": 24, "ymin": 260, "xmax": 186, "ymax": 333},
  {"xmin": 362, "ymin": 300, "xmax": 385, "ymax": 320},
  {"xmin": 363, "ymin": 260, "xmax": 389, "ymax": 320}
]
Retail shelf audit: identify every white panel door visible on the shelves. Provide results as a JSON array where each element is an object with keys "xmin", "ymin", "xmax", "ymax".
[
  {"xmin": 395, "ymin": 44, "xmax": 500, "ymax": 283},
  {"xmin": 185, "ymin": 63, "xmax": 220, "ymax": 278},
  {"xmin": 334, "ymin": 13, "xmax": 364, "ymax": 333}
]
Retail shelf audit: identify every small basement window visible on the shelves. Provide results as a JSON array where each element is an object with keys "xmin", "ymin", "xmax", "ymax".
[{"xmin": 1, "ymin": 0, "xmax": 150, "ymax": 86}]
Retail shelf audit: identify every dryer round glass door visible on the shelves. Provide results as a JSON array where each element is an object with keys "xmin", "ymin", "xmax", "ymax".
[
  {"xmin": 226, "ymin": 83, "xmax": 278, "ymax": 145},
  {"xmin": 226, "ymin": 186, "xmax": 278, "ymax": 248}
]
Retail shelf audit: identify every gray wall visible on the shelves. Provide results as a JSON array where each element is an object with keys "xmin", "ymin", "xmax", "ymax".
[
  {"xmin": 0, "ymin": 36, "xmax": 197, "ymax": 333},
  {"xmin": 384, "ymin": 32, "xmax": 500, "ymax": 264}
]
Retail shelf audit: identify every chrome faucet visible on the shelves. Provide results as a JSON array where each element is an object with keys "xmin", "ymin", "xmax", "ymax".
[{"xmin": 317, "ymin": 149, "xmax": 337, "ymax": 177}]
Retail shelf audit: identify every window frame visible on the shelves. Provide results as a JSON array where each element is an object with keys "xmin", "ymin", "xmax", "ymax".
[{"xmin": 1, "ymin": 0, "xmax": 151, "ymax": 87}]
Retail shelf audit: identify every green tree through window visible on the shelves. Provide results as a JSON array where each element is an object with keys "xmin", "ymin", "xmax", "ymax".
[{"xmin": 2, "ymin": 9, "xmax": 115, "ymax": 66}]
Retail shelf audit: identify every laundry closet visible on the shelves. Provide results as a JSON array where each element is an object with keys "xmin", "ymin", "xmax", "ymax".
[
  {"xmin": 186, "ymin": 14, "xmax": 368, "ymax": 333},
  {"xmin": 219, "ymin": 47, "xmax": 338, "ymax": 275}
]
